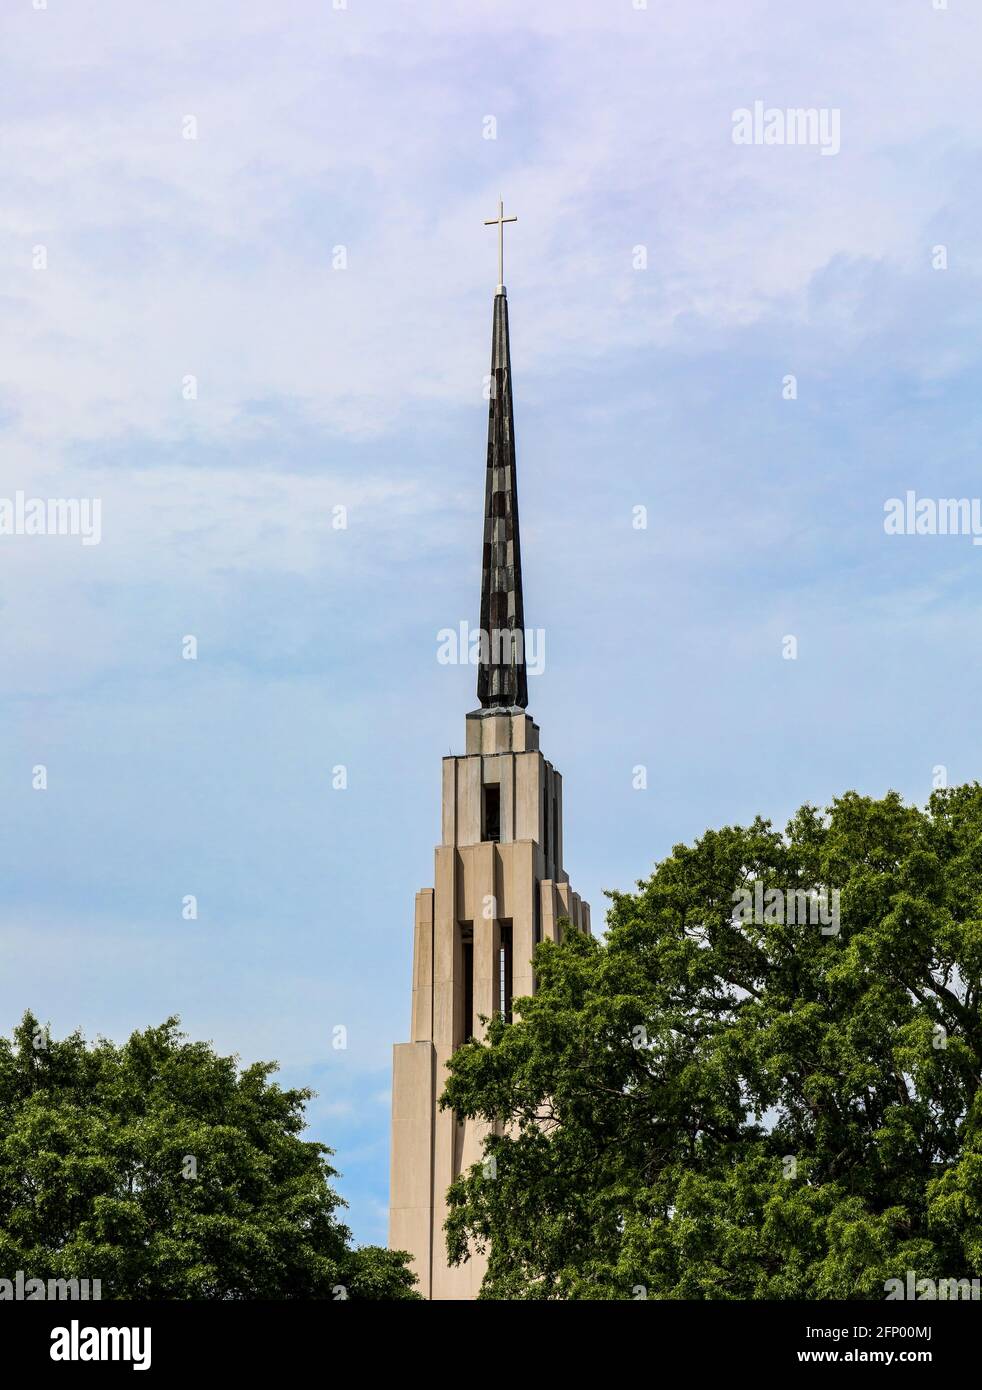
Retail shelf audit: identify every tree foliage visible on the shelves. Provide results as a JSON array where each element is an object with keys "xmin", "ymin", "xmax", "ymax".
[
  {"xmin": 442, "ymin": 788, "xmax": 982, "ymax": 1299},
  {"xmin": 0, "ymin": 1015, "xmax": 419, "ymax": 1299}
]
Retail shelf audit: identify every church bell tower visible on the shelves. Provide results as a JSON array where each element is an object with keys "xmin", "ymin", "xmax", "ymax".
[{"xmin": 389, "ymin": 206, "xmax": 590, "ymax": 1300}]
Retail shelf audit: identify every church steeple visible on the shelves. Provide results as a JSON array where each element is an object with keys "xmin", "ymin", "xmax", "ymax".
[
  {"xmin": 477, "ymin": 216, "xmax": 528, "ymax": 711},
  {"xmin": 389, "ymin": 210, "xmax": 590, "ymax": 1298}
]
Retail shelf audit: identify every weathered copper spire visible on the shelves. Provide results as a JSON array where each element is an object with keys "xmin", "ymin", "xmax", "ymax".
[{"xmin": 477, "ymin": 282, "xmax": 528, "ymax": 711}]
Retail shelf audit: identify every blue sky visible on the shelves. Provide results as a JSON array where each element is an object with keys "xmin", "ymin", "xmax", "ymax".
[{"xmin": 2, "ymin": 0, "xmax": 982, "ymax": 1245}]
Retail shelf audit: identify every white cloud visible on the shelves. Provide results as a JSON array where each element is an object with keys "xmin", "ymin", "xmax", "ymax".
[{"xmin": 5, "ymin": 0, "xmax": 982, "ymax": 459}]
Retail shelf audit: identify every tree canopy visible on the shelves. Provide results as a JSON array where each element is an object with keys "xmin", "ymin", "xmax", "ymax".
[
  {"xmin": 442, "ymin": 787, "xmax": 982, "ymax": 1299},
  {"xmin": 0, "ymin": 1015, "xmax": 418, "ymax": 1299}
]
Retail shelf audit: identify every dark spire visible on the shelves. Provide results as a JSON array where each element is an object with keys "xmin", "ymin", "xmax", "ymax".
[{"xmin": 477, "ymin": 287, "xmax": 528, "ymax": 711}]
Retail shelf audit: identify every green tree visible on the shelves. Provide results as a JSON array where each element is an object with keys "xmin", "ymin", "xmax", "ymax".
[
  {"xmin": 442, "ymin": 787, "xmax": 982, "ymax": 1299},
  {"xmin": 0, "ymin": 1015, "xmax": 419, "ymax": 1299}
]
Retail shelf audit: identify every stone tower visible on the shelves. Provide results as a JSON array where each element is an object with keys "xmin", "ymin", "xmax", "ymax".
[{"xmin": 388, "ymin": 272, "xmax": 590, "ymax": 1301}]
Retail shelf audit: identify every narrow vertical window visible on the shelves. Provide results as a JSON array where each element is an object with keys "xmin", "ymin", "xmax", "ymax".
[
  {"xmin": 499, "ymin": 920, "xmax": 513, "ymax": 1022},
  {"xmin": 459, "ymin": 922, "xmax": 474, "ymax": 1042},
  {"xmin": 542, "ymin": 781, "xmax": 550, "ymax": 864},
  {"xmin": 532, "ymin": 886, "xmax": 541, "ymax": 996},
  {"xmin": 483, "ymin": 784, "xmax": 500, "ymax": 843}
]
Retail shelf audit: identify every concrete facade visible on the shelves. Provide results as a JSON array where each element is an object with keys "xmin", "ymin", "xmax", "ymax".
[{"xmin": 389, "ymin": 709, "xmax": 590, "ymax": 1299}]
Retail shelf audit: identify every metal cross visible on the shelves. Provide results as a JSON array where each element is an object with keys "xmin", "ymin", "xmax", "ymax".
[{"xmin": 484, "ymin": 196, "xmax": 517, "ymax": 287}]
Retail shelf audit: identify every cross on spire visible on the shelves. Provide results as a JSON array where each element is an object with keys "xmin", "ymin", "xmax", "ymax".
[{"xmin": 484, "ymin": 195, "xmax": 517, "ymax": 291}]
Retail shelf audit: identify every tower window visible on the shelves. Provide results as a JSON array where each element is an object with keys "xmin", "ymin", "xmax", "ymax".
[
  {"xmin": 542, "ymin": 781, "xmax": 550, "ymax": 864},
  {"xmin": 483, "ymin": 784, "xmax": 500, "ymax": 842},
  {"xmin": 532, "ymin": 888, "xmax": 541, "ymax": 995},
  {"xmin": 459, "ymin": 922, "xmax": 474, "ymax": 1043},
  {"xmin": 499, "ymin": 920, "xmax": 513, "ymax": 1022}
]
